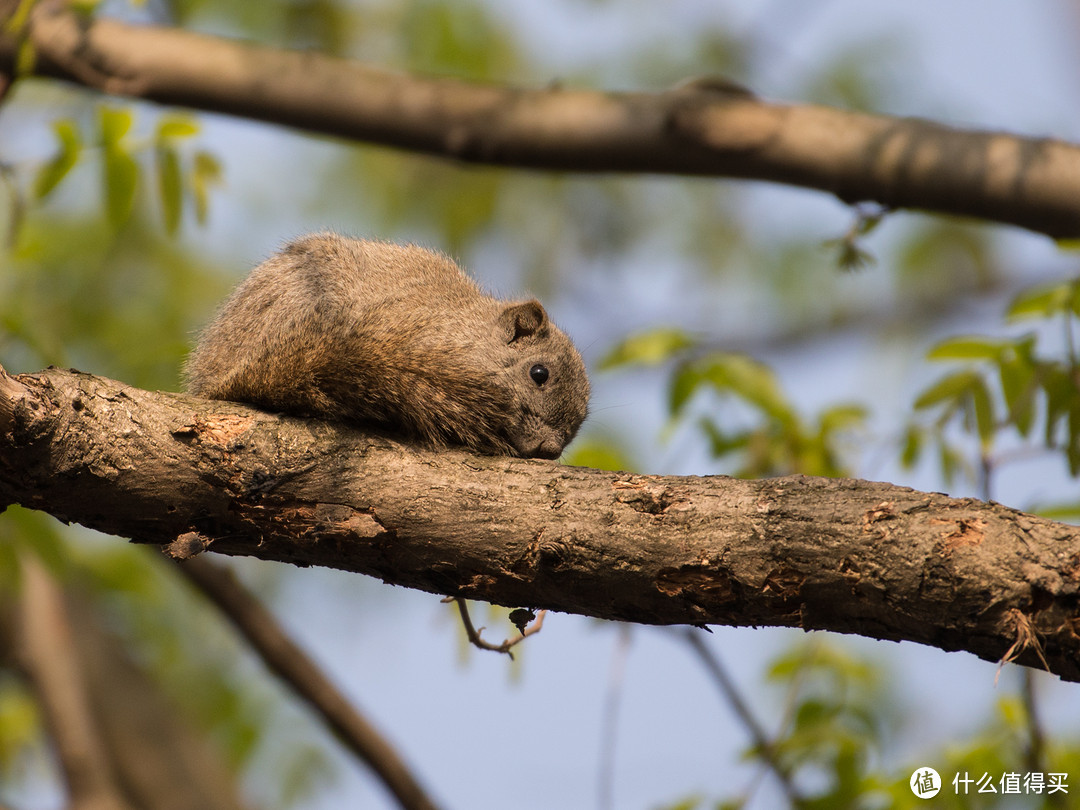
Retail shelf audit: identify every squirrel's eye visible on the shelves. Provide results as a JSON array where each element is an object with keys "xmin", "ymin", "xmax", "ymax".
[{"xmin": 529, "ymin": 364, "xmax": 549, "ymax": 386}]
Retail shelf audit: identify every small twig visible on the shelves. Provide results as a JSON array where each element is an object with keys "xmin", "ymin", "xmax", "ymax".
[
  {"xmin": 825, "ymin": 203, "xmax": 889, "ymax": 271},
  {"xmin": 179, "ymin": 556, "xmax": 444, "ymax": 810},
  {"xmin": 1021, "ymin": 669, "xmax": 1045, "ymax": 775},
  {"xmin": 445, "ymin": 597, "xmax": 545, "ymax": 659},
  {"xmin": 678, "ymin": 628, "xmax": 802, "ymax": 806},
  {"xmin": 1019, "ymin": 670, "xmax": 1069, "ymax": 808}
]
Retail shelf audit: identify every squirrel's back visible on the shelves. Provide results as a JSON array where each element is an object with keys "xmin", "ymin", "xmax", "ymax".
[{"xmin": 186, "ymin": 233, "xmax": 589, "ymax": 458}]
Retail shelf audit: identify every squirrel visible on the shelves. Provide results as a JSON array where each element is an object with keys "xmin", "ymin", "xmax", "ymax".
[{"xmin": 185, "ymin": 233, "xmax": 590, "ymax": 459}]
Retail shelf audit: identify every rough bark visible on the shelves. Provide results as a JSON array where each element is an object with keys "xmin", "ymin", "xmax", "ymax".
[
  {"xmin": 2, "ymin": 365, "xmax": 1079, "ymax": 682},
  {"xmin": 3, "ymin": 6, "xmax": 1080, "ymax": 238}
]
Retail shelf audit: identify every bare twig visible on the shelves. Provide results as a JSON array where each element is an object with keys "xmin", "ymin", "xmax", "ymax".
[
  {"xmin": 446, "ymin": 597, "xmax": 545, "ymax": 659},
  {"xmin": 1019, "ymin": 670, "xmax": 1070, "ymax": 808},
  {"xmin": 178, "ymin": 556, "xmax": 443, "ymax": 810},
  {"xmin": 679, "ymin": 628, "xmax": 802, "ymax": 806},
  {"xmin": 1021, "ymin": 669, "xmax": 1045, "ymax": 775}
]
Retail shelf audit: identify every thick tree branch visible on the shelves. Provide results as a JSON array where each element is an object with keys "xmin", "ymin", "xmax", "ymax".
[
  {"xmin": 3, "ymin": 6, "xmax": 1080, "ymax": 238},
  {"xmin": 2, "ymin": 365, "xmax": 1080, "ymax": 683}
]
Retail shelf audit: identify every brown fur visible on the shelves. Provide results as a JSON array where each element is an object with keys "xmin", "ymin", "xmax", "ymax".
[{"xmin": 185, "ymin": 233, "xmax": 590, "ymax": 458}]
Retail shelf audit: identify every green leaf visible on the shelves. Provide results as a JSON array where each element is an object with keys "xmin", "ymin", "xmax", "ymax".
[
  {"xmin": 818, "ymin": 404, "xmax": 867, "ymax": 434},
  {"xmin": 3, "ymin": 0, "xmax": 35, "ymax": 34},
  {"xmin": 1070, "ymin": 283, "xmax": 1080, "ymax": 319},
  {"xmin": 103, "ymin": 147, "xmax": 139, "ymax": 228},
  {"xmin": 155, "ymin": 115, "xmax": 200, "ymax": 142},
  {"xmin": 1031, "ymin": 501, "xmax": 1080, "ymax": 521},
  {"xmin": 998, "ymin": 354, "xmax": 1036, "ymax": 437},
  {"xmin": 99, "ymin": 106, "xmax": 134, "ymax": 148},
  {"xmin": 699, "ymin": 418, "xmax": 751, "ymax": 459},
  {"xmin": 2, "ymin": 168, "xmax": 25, "ymax": 248},
  {"xmin": 98, "ymin": 107, "xmax": 138, "ymax": 227},
  {"xmin": 669, "ymin": 362, "xmax": 704, "ymax": 415},
  {"xmin": 830, "ymin": 238, "xmax": 875, "ymax": 272},
  {"xmin": 793, "ymin": 698, "xmax": 834, "ymax": 731},
  {"xmin": 0, "ymin": 681, "xmax": 40, "ymax": 767},
  {"xmin": 191, "ymin": 151, "xmax": 222, "ymax": 225},
  {"xmin": 156, "ymin": 145, "xmax": 182, "ymax": 236},
  {"xmin": 1041, "ymin": 367, "xmax": 1077, "ymax": 448},
  {"xmin": 900, "ymin": 424, "xmax": 922, "ymax": 469},
  {"xmin": 697, "ymin": 353, "xmax": 795, "ymax": 425},
  {"xmin": 938, "ymin": 440, "xmax": 966, "ymax": 486},
  {"xmin": 654, "ymin": 797, "xmax": 703, "ymax": 810},
  {"xmin": 1007, "ymin": 283, "xmax": 1071, "ymax": 321},
  {"xmin": 599, "ymin": 328, "xmax": 694, "ymax": 370},
  {"xmin": 33, "ymin": 119, "xmax": 81, "ymax": 200},
  {"xmin": 562, "ymin": 438, "xmax": 635, "ymax": 472},
  {"xmin": 1069, "ymin": 406, "xmax": 1080, "ymax": 476},
  {"xmin": 913, "ymin": 370, "xmax": 981, "ymax": 410},
  {"xmin": 925, "ymin": 335, "xmax": 1006, "ymax": 361}
]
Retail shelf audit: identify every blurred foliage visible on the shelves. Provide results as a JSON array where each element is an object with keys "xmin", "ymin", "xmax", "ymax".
[
  {"xmin": 24, "ymin": 105, "xmax": 220, "ymax": 242},
  {"xmin": 761, "ymin": 641, "xmax": 893, "ymax": 809},
  {"xmin": 905, "ymin": 277, "xmax": 1080, "ymax": 489},
  {"xmin": 2, "ymin": 215, "xmax": 226, "ymax": 384},
  {"xmin": 602, "ymin": 328, "xmax": 866, "ymax": 477},
  {"xmin": 562, "ymin": 435, "xmax": 637, "ymax": 472},
  {"xmin": 660, "ymin": 641, "xmax": 1080, "ymax": 810},
  {"xmin": 794, "ymin": 35, "xmax": 909, "ymax": 113},
  {"xmin": 0, "ymin": 674, "xmax": 42, "ymax": 785}
]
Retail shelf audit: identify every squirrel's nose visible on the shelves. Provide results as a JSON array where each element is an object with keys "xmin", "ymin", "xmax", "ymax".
[{"xmin": 526, "ymin": 438, "xmax": 563, "ymax": 460}]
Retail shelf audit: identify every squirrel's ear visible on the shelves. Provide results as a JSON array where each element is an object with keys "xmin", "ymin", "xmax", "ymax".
[{"xmin": 499, "ymin": 300, "xmax": 549, "ymax": 343}]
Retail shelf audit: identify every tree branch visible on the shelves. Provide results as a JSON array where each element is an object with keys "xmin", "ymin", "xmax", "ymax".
[
  {"xmin": 178, "ymin": 556, "xmax": 444, "ymax": 810},
  {"xmin": 3, "ymin": 6, "xmax": 1080, "ymax": 238},
  {"xmin": 2, "ymin": 365, "xmax": 1080, "ymax": 682},
  {"xmin": 447, "ymin": 596, "xmax": 544, "ymax": 658},
  {"xmin": 5, "ymin": 551, "xmax": 254, "ymax": 810},
  {"xmin": 678, "ymin": 628, "xmax": 800, "ymax": 804},
  {"xmin": 14, "ymin": 554, "xmax": 135, "ymax": 810}
]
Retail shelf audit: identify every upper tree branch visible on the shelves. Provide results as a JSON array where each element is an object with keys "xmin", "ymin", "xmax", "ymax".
[
  {"xmin": 2, "ymin": 365, "xmax": 1080, "ymax": 682},
  {"xmin": 3, "ymin": 6, "xmax": 1080, "ymax": 238}
]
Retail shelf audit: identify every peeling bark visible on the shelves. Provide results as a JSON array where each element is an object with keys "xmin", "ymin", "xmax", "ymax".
[{"xmin": 2, "ymin": 366, "xmax": 1079, "ymax": 681}]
